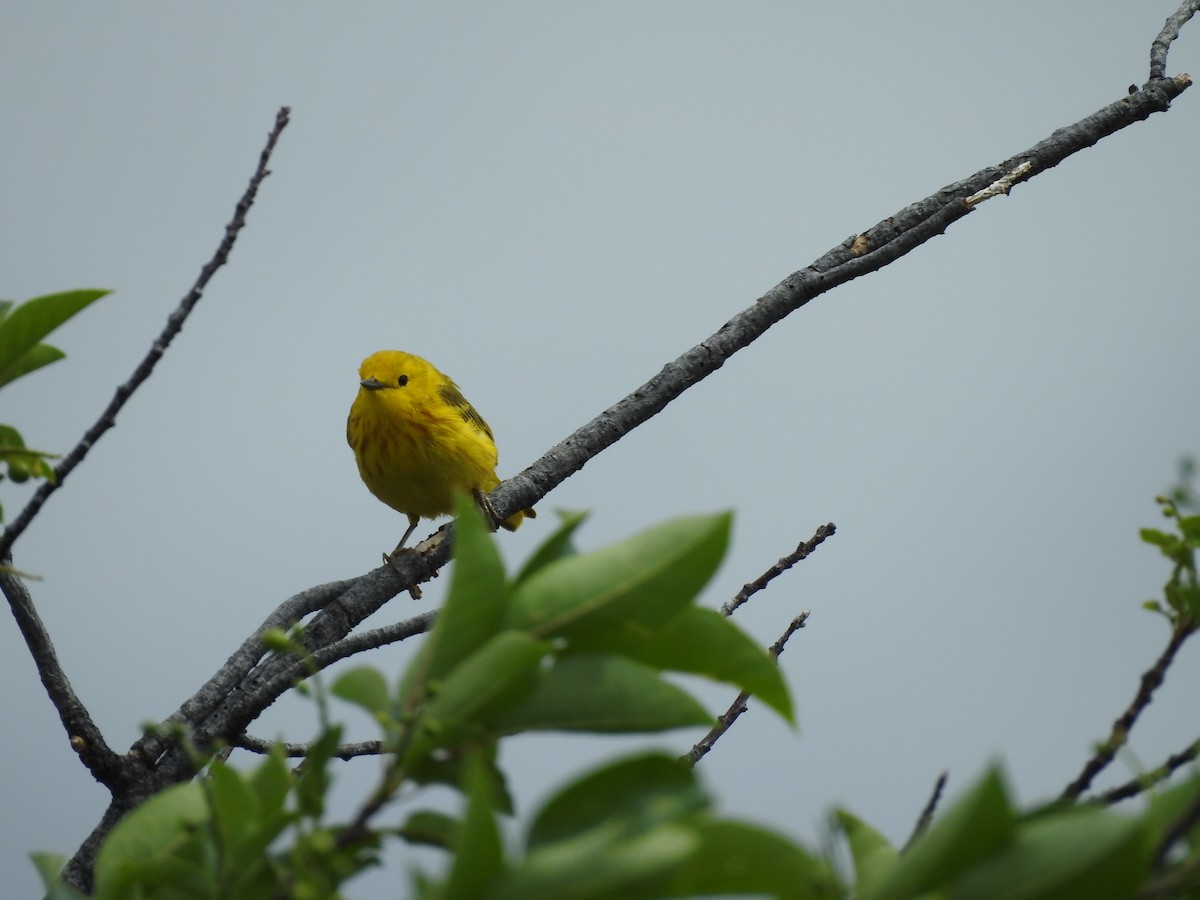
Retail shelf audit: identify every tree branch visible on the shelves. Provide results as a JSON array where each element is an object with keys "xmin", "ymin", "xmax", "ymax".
[
  {"xmin": 310, "ymin": 610, "xmax": 437, "ymax": 669},
  {"xmin": 60, "ymin": 30, "xmax": 1197, "ymax": 887},
  {"xmin": 684, "ymin": 611, "xmax": 810, "ymax": 767},
  {"xmin": 0, "ymin": 569, "xmax": 123, "ymax": 786},
  {"xmin": 143, "ymin": 70, "xmax": 1197, "ymax": 795},
  {"xmin": 1094, "ymin": 736, "xmax": 1200, "ymax": 806},
  {"xmin": 1059, "ymin": 620, "xmax": 1196, "ymax": 803},
  {"xmin": 1150, "ymin": 0, "xmax": 1199, "ymax": 81},
  {"xmin": 0, "ymin": 107, "xmax": 291, "ymax": 563},
  {"xmin": 481, "ymin": 73, "xmax": 1191, "ymax": 532},
  {"xmin": 233, "ymin": 733, "xmax": 387, "ymax": 760},
  {"xmin": 904, "ymin": 771, "xmax": 950, "ymax": 850},
  {"xmin": 130, "ymin": 578, "xmax": 354, "ymax": 766},
  {"xmin": 722, "ymin": 523, "xmax": 836, "ymax": 616}
]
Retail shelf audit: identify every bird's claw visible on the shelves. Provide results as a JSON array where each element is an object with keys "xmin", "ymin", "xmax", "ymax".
[{"xmin": 383, "ymin": 549, "xmax": 423, "ymax": 600}]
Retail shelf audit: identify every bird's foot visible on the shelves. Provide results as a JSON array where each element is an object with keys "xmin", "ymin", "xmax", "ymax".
[{"xmin": 383, "ymin": 549, "xmax": 423, "ymax": 600}]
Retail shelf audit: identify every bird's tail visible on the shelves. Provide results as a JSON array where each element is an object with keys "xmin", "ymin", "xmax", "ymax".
[{"xmin": 500, "ymin": 506, "xmax": 537, "ymax": 532}]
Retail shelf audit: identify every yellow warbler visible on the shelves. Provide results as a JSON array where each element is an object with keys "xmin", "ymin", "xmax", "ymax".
[{"xmin": 347, "ymin": 349, "xmax": 534, "ymax": 558}]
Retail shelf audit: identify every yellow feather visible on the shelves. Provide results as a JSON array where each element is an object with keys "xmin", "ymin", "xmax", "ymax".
[{"xmin": 347, "ymin": 350, "xmax": 533, "ymax": 551}]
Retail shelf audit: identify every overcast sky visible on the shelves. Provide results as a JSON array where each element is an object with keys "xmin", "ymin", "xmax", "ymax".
[{"xmin": 3, "ymin": 3, "xmax": 1199, "ymax": 896}]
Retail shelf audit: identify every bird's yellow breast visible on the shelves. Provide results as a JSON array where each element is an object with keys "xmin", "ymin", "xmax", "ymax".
[{"xmin": 347, "ymin": 350, "xmax": 502, "ymax": 521}]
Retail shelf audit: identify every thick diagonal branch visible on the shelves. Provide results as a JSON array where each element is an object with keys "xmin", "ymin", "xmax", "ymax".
[{"xmin": 65, "ymin": 69, "xmax": 1193, "ymax": 892}]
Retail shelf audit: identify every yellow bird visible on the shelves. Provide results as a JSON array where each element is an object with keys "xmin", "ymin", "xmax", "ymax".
[{"xmin": 347, "ymin": 350, "xmax": 534, "ymax": 559}]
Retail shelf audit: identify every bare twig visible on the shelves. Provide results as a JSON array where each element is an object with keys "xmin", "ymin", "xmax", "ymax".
[
  {"xmin": 1060, "ymin": 620, "xmax": 1197, "ymax": 802},
  {"xmin": 965, "ymin": 162, "xmax": 1032, "ymax": 207},
  {"xmin": 1150, "ymin": 0, "xmax": 1199, "ymax": 81},
  {"xmin": 131, "ymin": 577, "xmax": 354, "ymax": 766},
  {"xmin": 684, "ymin": 611, "xmax": 809, "ymax": 767},
  {"xmin": 484, "ymin": 75, "xmax": 1190, "ymax": 535},
  {"xmin": 310, "ymin": 610, "xmax": 437, "ymax": 670},
  {"xmin": 1154, "ymin": 787, "xmax": 1200, "ymax": 869},
  {"xmin": 233, "ymin": 733, "xmax": 387, "ymax": 760},
  {"xmin": 0, "ymin": 107, "xmax": 291, "ymax": 562},
  {"xmin": 723, "ymin": 524, "xmax": 836, "ymax": 617},
  {"xmin": 50, "ymin": 108, "xmax": 293, "ymax": 893},
  {"xmin": 1095, "ymin": 736, "xmax": 1200, "ymax": 805},
  {"xmin": 0, "ymin": 569, "xmax": 123, "ymax": 786},
  {"xmin": 904, "ymin": 771, "xmax": 949, "ymax": 850}
]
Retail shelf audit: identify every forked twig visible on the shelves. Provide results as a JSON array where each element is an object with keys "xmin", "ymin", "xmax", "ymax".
[
  {"xmin": 1060, "ymin": 620, "xmax": 1196, "ymax": 802},
  {"xmin": 0, "ymin": 106, "xmax": 292, "ymax": 795},
  {"xmin": 684, "ymin": 611, "xmax": 810, "ymax": 766},
  {"xmin": 0, "ymin": 107, "xmax": 291, "ymax": 561}
]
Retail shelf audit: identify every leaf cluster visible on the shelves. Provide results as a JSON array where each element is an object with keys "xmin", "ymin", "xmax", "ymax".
[
  {"xmin": 840, "ymin": 766, "xmax": 1200, "ymax": 900},
  {"xmin": 0, "ymin": 289, "xmax": 107, "ymax": 519},
  {"xmin": 30, "ymin": 495, "xmax": 1200, "ymax": 897},
  {"xmin": 36, "ymin": 502, "xmax": 819, "ymax": 898},
  {"xmin": 1140, "ymin": 490, "xmax": 1200, "ymax": 627}
]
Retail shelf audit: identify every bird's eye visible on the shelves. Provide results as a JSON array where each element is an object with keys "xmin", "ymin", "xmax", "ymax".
[{"xmin": 397, "ymin": 374, "xmax": 409, "ymax": 387}]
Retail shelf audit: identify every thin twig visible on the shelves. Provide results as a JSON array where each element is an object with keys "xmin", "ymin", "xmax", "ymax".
[
  {"xmin": 1060, "ymin": 620, "xmax": 1197, "ymax": 802},
  {"xmin": 1150, "ymin": 0, "xmax": 1199, "ymax": 81},
  {"xmin": 310, "ymin": 610, "xmax": 437, "ymax": 670},
  {"xmin": 0, "ymin": 106, "xmax": 291, "ymax": 562},
  {"xmin": 684, "ymin": 611, "xmax": 809, "ymax": 767},
  {"xmin": 233, "ymin": 733, "xmax": 387, "ymax": 759},
  {"xmin": 50, "ymin": 109, "xmax": 294, "ymax": 893},
  {"xmin": 1095, "ymin": 737, "xmax": 1200, "ymax": 805},
  {"xmin": 1154, "ymin": 787, "xmax": 1200, "ymax": 869},
  {"xmin": 723, "ymin": 524, "xmax": 836, "ymax": 616},
  {"xmin": 0, "ymin": 569, "xmax": 124, "ymax": 786},
  {"xmin": 131, "ymin": 577, "xmax": 353, "ymax": 766},
  {"xmin": 904, "ymin": 771, "xmax": 949, "ymax": 850}
]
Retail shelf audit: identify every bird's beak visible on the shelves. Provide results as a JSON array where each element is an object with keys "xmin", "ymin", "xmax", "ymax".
[{"xmin": 359, "ymin": 377, "xmax": 388, "ymax": 391}]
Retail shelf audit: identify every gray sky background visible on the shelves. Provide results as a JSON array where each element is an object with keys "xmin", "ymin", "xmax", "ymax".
[{"xmin": 3, "ymin": 3, "xmax": 1199, "ymax": 896}]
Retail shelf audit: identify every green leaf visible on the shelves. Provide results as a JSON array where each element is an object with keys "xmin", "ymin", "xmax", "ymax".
[
  {"xmin": 1166, "ymin": 580, "xmax": 1200, "ymax": 619},
  {"xmin": 29, "ymin": 853, "xmax": 88, "ymax": 900},
  {"xmin": 513, "ymin": 509, "xmax": 589, "ymax": 585},
  {"xmin": 92, "ymin": 781, "xmax": 211, "ymax": 899},
  {"xmin": 1141, "ymin": 599, "xmax": 1166, "ymax": 616},
  {"xmin": 837, "ymin": 810, "xmax": 899, "ymax": 899},
  {"xmin": 872, "ymin": 766, "xmax": 1015, "ymax": 900},
  {"xmin": 295, "ymin": 726, "xmax": 343, "ymax": 819},
  {"xmin": 400, "ymin": 494, "xmax": 510, "ymax": 705},
  {"xmin": 643, "ymin": 819, "xmax": 844, "ymax": 899},
  {"xmin": 0, "ymin": 424, "xmax": 58, "ymax": 485},
  {"xmin": 1179, "ymin": 514, "xmax": 1200, "ymax": 546},
  {"xmin": 418, "ymin": 631, "xmax": 550, "ymax": 749},
  {"xmin": 493, "ymin": 654, "xmax": 712, "ymax": 734},
  {"xmin": 507, "ymin": 512, "xmax": 731, "ymax": 640},
  {"xmin": 408, "ymin": 742, "xmax": 516, "ymax": 815},
  {"xmin": 248, "ymin": 746, "xmax": 293, "ymax": 828},
  {"xmin": 332, "ymin": 666, "xmax": 391, "ymax": 720},
  {"xmin": 430, "ymin": 493, "xmax": 510, "ymax": 676},
  {"xmin": 948, "ymin": 807, "xmax": 1150, "ymax": 899},
  {"xmin": 208, "ymin": 761, "xmax": 258, "ymax": 857},
  {"xmin": 1139, "ymin": 527, "xmax": 1173, "ymax": 549},
  {"xmin": 571, "ymin": 605, "xmax": 794, "ymax": 724},
  {"xmin": 528, "ymin": 753, "xmax": 708, "ymax": 849},
  {"xmin": 1, "ymin": 343, "xmax": 67, "ymax": 390},
  {"xmin": 497, "ymin": 821, "xmax": 699, "ymax": 900},
  {"xmin": 0, "ymin": 289, "xmax": 108, "ymax": 388},
  {"xmin": 1143, "ymin": 771, "xmax": 1200, "ymax": 841},
  {"xmin": 398, "ymin": 809, "xmax": 461, "ymax": 849},
  {"xmin": 441, "ymin": 754, "xmax": 506, "ymax": 900}
]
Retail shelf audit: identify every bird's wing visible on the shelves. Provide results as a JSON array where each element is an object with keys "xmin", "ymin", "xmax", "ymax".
[{"xmin": 438, "ymin": 381, "xmax": 495, "ymax": 441}]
